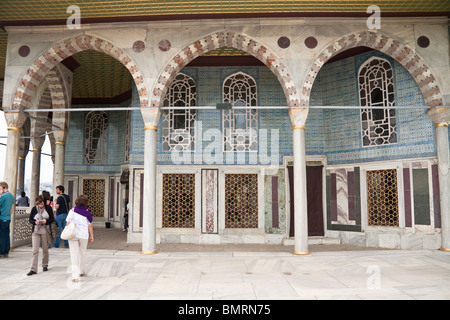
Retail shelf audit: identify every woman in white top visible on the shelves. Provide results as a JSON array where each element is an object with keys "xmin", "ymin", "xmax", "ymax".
[{"xmin": 66, "ymin": 194, "xmax": 94, "ymax": 282}]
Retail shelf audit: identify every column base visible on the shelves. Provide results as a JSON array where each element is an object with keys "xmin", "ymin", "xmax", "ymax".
[
  {"xmin": 439, "ymin": 248, "xmax": 450, "ymax": 252},
  {"xmin": 141, "ymin": 250, "xmax": 158, "ymax": 255},
  {"xmin": 293, "ymin": 251, "xmax": 310, "ymax": 255}
]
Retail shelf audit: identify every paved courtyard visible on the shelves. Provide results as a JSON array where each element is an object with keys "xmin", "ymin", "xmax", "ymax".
[{"xmin": 0, "ymin": 228, "xmax": 449, "ymax": 300}]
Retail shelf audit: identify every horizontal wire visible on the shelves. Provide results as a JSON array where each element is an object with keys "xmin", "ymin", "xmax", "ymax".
[{"xmin": 2, "ymin": 105, "xmax": 448, "ymax": 113}]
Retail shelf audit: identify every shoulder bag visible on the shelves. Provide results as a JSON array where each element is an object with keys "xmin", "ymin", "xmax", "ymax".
[{"xmin": 61, "ymin": 210, "xmax": 77, "ymax": 240}]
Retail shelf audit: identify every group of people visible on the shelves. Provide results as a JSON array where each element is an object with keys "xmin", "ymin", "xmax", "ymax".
[{"xmin": 0, "ymin": 182, "xmax": 94, "ymax": 283}]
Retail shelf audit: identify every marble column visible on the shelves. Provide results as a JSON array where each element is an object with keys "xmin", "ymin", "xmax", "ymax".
[
  {"xmin": 17, "ymin": 157, "xmax": 26, "ymax": 193},
  {"xmin": 428, "ymin": 107, "xmax": 450, "ymax": 251},
  {"xmin": 3, "ymin": 112, "xmax": 27, "ymax": 196},
  {"xmin": 289, "ymin": 108, "xmax": 310, "ymax": 255},
  {"xmin": 4, "ymin": 127, "xmax": 22, "ymax": 197},
  {"xmin": 17, "ymin": 119, "xmax": 30, "ymax": 193},
  {"xmin": 435, "ymin": 123, "xmax": 450, "ymax": 251},
  {"xmin": 140, "ymin": 108, "xmax": 161, "ymax": 254},
  {"xmin": 2, "ymin": 112, "xmax": 27, "ymax": 246},
  {"xmin": 30, "ymin": 137, "xmax": 45, "ymax": 202},
  {"xmin": 52, "ymin": 129, "xmax": 68, "ymax": 189}
]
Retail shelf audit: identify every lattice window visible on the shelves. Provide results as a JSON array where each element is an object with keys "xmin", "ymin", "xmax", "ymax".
[
  {"xmin": 124, "ymin": 109, "xmax": 131, "ymax": 163},
  {"xmin": 366, "ymin": 169, "xmax": 399, "ymax": 227},
  {"xmin": 13, "ymin": 208, "xmax": 32, "ymax": 247},
  {"xmin": 359, "ymin": 57, "xmax": 397, "ymax": 146},
  {"xmin": 83, "ymin": 179, "xmax": 105, "ymax": 218},
  {"xmin": 85, "ymin": 111, "xmax": 108, "ymax": 164},
  {"xmin": 162, "ymin": 73, "xmax": 196, "ymax": 151},
  {"xmin": 225, "ymin": 174, "xmax": 258, "ymax": 228},
  {"xmin": 162, "ymin": 174, "xmax": 195, "ymax": 228},
  {"xmin": 223, "ymin": 72, "xmax": 258, "ymax": 152}
]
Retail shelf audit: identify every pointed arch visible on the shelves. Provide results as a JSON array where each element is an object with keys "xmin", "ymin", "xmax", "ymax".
[
  {"xmin": 11, "ymin": 34, "xmax": 148, "ymax": 111},
  {"xmin": 302, "ymin": 31, "xmax": 444, "ymax": 108},
  {"xmin": 150, "ymin": 31, "xmax": 301, "ymax": 109}
]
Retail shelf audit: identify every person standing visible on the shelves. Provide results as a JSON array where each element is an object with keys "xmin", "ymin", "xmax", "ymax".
[
  {"xmin": 122, "ymin": 202, "xmax": 129, "ymax": 232},
  {"xmin": 42, "ymin": 190, "xmax": 52, "ymax": 207},
  {"xmin": 53, "ymin": 185, "xmax": 71, "ymax": 248},
  {"xmin": 16, "ymin": 191, "xmax": 30, "ymax": 207},
  {"xmin": 27, "ymin": 196, "xmax": 54, "ymax": 276},
  {"xmin": 66, "ymin": 195, "xmax": 94, "ymax": 282},
  {"xmin": 0, "ymin": 182, "xmax": 15, "ymax": 258}
]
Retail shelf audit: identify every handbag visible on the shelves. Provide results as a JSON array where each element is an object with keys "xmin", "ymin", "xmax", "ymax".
[
  {"xmin": 61, "ymin": 221, "xmax": 77, "ymax": 240},
  {"xmin": 45, "ymin": 221, "xmax": 59, "ymax": 244}
]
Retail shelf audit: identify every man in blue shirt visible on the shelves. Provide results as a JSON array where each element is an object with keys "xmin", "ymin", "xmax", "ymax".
[
  {"xmin": 0, "ymin": 182, "xmax": 15, "ymax": 258},
  {"xmin": 53, "ymin": 185, "xmax": 71, "ymax": 248}
]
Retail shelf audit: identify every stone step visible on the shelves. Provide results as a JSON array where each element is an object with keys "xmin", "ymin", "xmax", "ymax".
[{"xmin": 282, "ymin": 237, "xmax": 341, "ymax": 246}]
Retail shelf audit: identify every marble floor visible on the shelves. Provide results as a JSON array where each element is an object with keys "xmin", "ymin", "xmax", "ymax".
[{"xmin": 1, "ymin": 240, "xmax": 450, "ymax": 300}]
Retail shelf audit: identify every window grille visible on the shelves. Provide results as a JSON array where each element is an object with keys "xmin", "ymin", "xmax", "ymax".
[
  {"xmin": 82, "ymin": 179, "xmax": 106, "ymax": 218},
  {"xmin": 162, "ymin": 73, "xmax": 196, "ymax": 151},
  {"xmin": 85, "ymin": 111, "xmax": 108, "ymax": 164},
  {"xmin": 162, "ymin": 173, "xmax": 195, "ymax": 228},
  {"xmin": 222, "ymin": 72, "xmax": 258, "ymax": 152},
  {"xmin": 366, "ymin": 169, "xmax": 399, "ymax": 227},
  {"xmin": 359, "ymin": 57, "xmax": 397, "ymax": 146},
  {"xmin": 225, "ymin": 173, "xmax": 258, "ymax": 228}
]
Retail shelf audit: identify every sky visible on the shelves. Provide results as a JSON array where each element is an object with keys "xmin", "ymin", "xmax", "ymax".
[{"xmin": 0, "ymin": 111, "xmax": 54, "ymax": 188}]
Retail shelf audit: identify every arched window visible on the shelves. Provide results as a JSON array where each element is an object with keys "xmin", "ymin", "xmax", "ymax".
[
  {"xmin": 359, "ymin": 57, "xmax": 397, "ymax": 146},
  {"xmin": 222, "ymin": 72, "xmax": 258, "ymax": 152},
  {"xmin": 162, "ymin": 73, "xmax": 196, "ymax": 151},
  {"xmin": 85, "ymin": 111, "xmax": 108, "ymax": 164}
]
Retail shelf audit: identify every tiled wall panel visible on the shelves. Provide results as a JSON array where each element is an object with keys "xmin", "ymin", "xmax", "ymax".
[{"xmin": 65, "ymin": 51, "xmax": 437, "ymax": 172}]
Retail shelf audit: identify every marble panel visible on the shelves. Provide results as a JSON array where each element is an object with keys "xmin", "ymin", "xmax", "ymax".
[{"xmin": 336, "ymin": 169, "xmax": 349, "ymax": 225}]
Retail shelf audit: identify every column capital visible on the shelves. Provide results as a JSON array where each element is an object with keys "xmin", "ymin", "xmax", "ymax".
[
  {"xmin": 288, "ymin": 107, "xmax": 308, "ymax": 126},
  {"xmin": 427, "ymin": 107, "xmax": 450, "ymax": 126},
  {"xmin": 140, "ymin": 108, "xmax": 161, "ymax": 127},
  {"xmin": 52, "ymin": 129, "xmax": 68, "ymax": 143},
  {"xmin": 4, "ymin": 111, "xmax": 27, "ymax": 129},
  {"xmin": 30, "ymin": 136, "xmax": 45, "ymax": 150}
]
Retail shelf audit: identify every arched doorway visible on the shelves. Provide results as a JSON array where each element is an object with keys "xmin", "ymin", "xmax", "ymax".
[
  {"xmin": 137, "ymin": 31, "xmax": 306, "ymax": 250},
  {"xmin": 7, "ymin": 35, "xmax": 148, "ymax": 248}
]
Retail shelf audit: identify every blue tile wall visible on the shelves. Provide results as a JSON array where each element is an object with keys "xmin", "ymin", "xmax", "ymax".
[
  {"xmin": 65, "ymin": 52, "xmax": 438, "ymax": 172},
  {"xmin": 65, "ymin": 101, "xmax": 131, "ymax": 174},
  {"xmin": 155, "ymin": 66, "xmax": 291, "ymax": 165},
  {"xmin": 316, "ymin": 51, "xmax": 436, "ymax": 165}
]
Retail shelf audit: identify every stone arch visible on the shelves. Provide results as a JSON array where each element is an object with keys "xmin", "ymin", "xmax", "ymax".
[
  {"xmin": 45, "ymin": 67, "xmax": 71, "ymax": 131},
  {"xmin": 150, "ymin": 31, "xmax": 301, "ymax": 108},
  {"xmin": 11, "ymin": 34, "xmax": 148, "ymax": 111},
  {"xmin": 302, "ymin": 30, "xmax": 444, "ymax": 108}
]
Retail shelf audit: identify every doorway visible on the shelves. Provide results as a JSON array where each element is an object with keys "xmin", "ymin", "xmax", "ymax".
[{"xmin": 288, "ymin": 165, "xmax": 324, "ymax": 237}]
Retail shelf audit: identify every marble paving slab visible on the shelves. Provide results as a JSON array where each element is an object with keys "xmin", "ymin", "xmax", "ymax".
[{"xmin": 1, "ymin": 247, "xmax": 450, "ymax": 300}]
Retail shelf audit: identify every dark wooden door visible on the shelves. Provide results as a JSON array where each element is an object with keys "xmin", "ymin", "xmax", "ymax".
[{"xmin": 288, "ymin": 165, "xmax": 324, "ymax": 237}]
